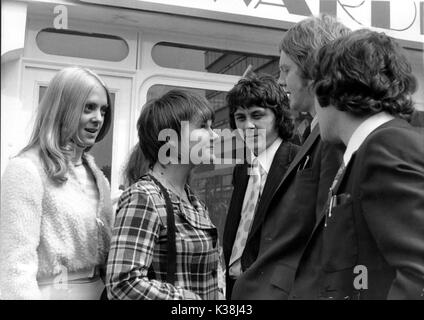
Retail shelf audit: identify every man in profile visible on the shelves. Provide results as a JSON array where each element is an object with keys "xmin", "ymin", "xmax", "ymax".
[{"xmin": 300, "ymin": 29, "xmax": 424, "ymax": 299}]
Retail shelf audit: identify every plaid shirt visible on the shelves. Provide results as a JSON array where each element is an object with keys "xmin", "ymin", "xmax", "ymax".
[{"xmin": 106, "ymin": 175, "xmax": 219, "ymax": 300}]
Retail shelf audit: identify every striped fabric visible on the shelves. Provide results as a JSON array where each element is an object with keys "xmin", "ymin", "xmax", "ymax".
[{"xmin": 106, "ymin": 174, "xmax": 219, "ymax": 300}]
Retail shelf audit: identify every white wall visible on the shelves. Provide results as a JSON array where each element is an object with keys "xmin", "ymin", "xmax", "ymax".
[
  {"xmin": 1, "ymin": 59, "xmax": 25, "ymax": 176},
  {"xmin": 1, "ymin": 1, "xmax": 27, "ymax": 61}
]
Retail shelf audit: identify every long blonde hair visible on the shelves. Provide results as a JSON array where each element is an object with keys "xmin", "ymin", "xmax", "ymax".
[{"xmin": 21, "ymin": 66, "xmax": 112, "ymax": 183}]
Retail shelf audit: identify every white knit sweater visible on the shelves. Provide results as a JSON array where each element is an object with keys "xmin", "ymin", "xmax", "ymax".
[{"xmin": 0, "ymin": 149, "xmax": 113, "ymax": 299}]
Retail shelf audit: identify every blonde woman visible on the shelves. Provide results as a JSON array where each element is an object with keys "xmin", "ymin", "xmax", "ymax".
[{"xmin": 0, "ymin": 67, "xmax": 114, "ymax": 299}]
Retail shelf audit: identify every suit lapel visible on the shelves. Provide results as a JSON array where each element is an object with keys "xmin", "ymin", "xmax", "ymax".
[
  {"xmin": 308, "ymin": 154, "xmax": 354, "ymax": 241},
  {"xmin": 286, "ymin": 126, "xmax": 320, "ymax": 178},
  {"xmin": 312, "ymin": 118, "xmax": 404, "ymax": 229},
  {"xmin": 247, "ymin": 142, "xmax": 295, "ymax": 241},
  {"xmin": 331, "ymin": 162, "xmax": 350, "ymax": 195},
  {"xmin": 268, "ymin": 126, "xmax": 320, "ymax": 203},
  {"xmin": 299, "ymin": 121, "xmax": 406, "ymax": 262},
  {"xmin": 223, "ymin": 164, "xmax": 249, "ymax": 261}
]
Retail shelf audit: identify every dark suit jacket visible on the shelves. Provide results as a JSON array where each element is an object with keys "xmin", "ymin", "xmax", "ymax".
[
  {"xmin": 290, "ymin": 118, "xmax": 424, "ymax": 300},
  {"xmin": 410, "ymin": 109, "xmax": 424, "ymax": 127},
  {"xmin": 224, "ymin": 127, "xmax": 344, "ymax": 299},
  {"xmin": 223, "ymin": 140, "xmax": 298, "ymax": 298}
]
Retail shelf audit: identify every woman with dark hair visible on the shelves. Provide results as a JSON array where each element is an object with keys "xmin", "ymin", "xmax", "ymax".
[
  {"xmin": 106, "ymin": 89, "xmax": 220, "ymax": 300},
  {"xmin": 111, "ymin": 144, "xmax": 149, "ymax": 210},
  {"xmin": 0, "ymin": 66, "xmax": 114, "ymax": 299},
  {"xmin": 122, "ymin": 143, "xmax": 149, "ymax": 188}
]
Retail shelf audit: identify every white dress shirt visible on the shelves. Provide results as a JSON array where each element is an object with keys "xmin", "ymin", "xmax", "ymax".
[{"xmin": 343, "ymin": 112, "xmax": 394, "ymax": 166}]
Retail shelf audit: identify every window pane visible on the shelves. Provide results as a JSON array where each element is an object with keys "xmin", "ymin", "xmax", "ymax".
[
  {"xmin": 152, "ymin": 42, "xmax": 279, "ymax": 77},
  {"xmin": 36, "ymin": 28, "xmax": 129, "ymax": 62},
  {"xmin": 39, "ymin": 86, "xmax": 47, "ymax": 104}
]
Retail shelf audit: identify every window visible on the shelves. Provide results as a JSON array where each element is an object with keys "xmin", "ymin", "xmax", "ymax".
[
  {"xmin": 36, "ymin": 28, "xmax": 129, "ymax": 62},
  {"xmin": 152, "ymin": 42, "xmax": 279, "ymax": 77}
]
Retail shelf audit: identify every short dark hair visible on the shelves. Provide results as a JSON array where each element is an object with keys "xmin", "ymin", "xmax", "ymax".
[
  {"xmin": 137, "ymin": 89, "xmax": 214, "ymax": 166},
  {"xmin": 226, "ymin": 73, "xmax": 294, "ymax": 140},
  {"xmin": 314, "ymin": 29, "xmax": 417, "ymax": 118},
  {"xmin": 123, "ymin": 143, "xmax": 149, "ymax": 187},
  {"xmin": 279, "ymin": 14, "xmax": 351, "ymax": 80}
]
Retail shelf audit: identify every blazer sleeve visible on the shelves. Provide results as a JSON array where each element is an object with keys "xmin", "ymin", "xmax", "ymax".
[
  {"xmin": 0, "ymin": 157, "xmax": 43, "ymax": 299},
  {"xmin": 358, "ymin": 130, "xmax": 424, "ymax": 299},
  {"xmin": 231, "ymin": 165, "xmax": 240, "ymax": 187}
]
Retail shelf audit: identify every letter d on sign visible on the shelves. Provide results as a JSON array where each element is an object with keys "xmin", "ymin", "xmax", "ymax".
[
  {"xmin": 53, "ymin": 5, "xmax": 68, "ymax": 29},
  {"xmin": 353, "ymin": 265, "xmax": 368, "ymax": 290}
]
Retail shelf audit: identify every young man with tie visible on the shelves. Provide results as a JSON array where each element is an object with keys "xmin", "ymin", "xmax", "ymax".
[
  {"xmin": 223, "ymin": 73, "xmax": 299, "ymax": 299},
  {"xmin": 301, "ymin": 29, "xmax": 424, "ymax": 299}
]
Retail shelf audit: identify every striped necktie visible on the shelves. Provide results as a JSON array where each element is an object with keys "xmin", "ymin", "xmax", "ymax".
[
  {"xmin": 229, "ymin": 158, "xmax": 266, "ymax": 274},
  {"xmin": 325, "ymin": 161, "xmax": 346, "ymax": 227}
]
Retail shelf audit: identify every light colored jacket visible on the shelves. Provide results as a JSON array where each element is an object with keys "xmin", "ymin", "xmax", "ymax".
[{"xmin": 0, "ymin": 148, "xmax": 113, "ymax": 299}]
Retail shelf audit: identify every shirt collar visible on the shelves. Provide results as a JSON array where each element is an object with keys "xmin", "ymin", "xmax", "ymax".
[
  {"xmin": 310, "ymin": 116, "xmax": 318, "ymax": 130},
  {"xmin": 343, "ymin": 112, "xmax": 394, "ymax": 165},
  {"xmin": 256, "ymin": 137, "xmax": 282, "ymax": 173}
]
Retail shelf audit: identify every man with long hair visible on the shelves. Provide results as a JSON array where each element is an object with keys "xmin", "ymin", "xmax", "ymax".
[{"xmin": 306, "ymin": 29, "xmax": 424, "ymax": 299}]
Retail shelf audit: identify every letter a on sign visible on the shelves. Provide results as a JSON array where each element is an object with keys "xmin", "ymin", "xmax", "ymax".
[
  {"xmin": 353, "ymin": 265, "xmax": 368, "ymax": 290},
  {"xmin": 53, "ymin": 5, "xmax": 68, "ymax": 29}
]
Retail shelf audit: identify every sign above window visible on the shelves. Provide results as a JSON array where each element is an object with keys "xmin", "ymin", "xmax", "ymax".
[{"xmin": 81, "ymin": 0, "xmax": 423, "ymax": 44}]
